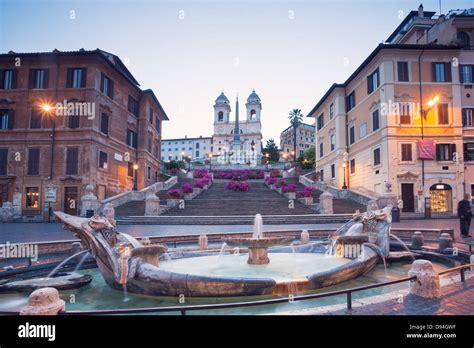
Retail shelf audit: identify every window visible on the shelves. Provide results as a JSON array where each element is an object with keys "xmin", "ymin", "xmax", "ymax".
[
  {"xmin": 317, "ymin": 113, "xmax": 324, "ymax": 131},
  {"xmin": 436, "ymin": 144, "xmax": 456, "ymax": 161},
  {"xmin": 1, "ymin": 69, "xmax": 16, "ymax": 89},
  {"xmin": 397, "ymin": 62, "xmax": 409, "ymax": 82},
  {"xmin": 29, "ymin": 69, "xmax": 48, "ymax": 89},
  {"xmin": 350, "ymin": 159, "xmax": 356, "ymax": 174},
  {"xmin": 218, "ymin": 111, "xmax": 224, "ymax": 122},
  {"xmin": 433, "ymin": 62, "xmax": 451, "ymax": 82},
  {"xmin": 147, "ymin": 166, "xmax": 151, "ymax": 180},
  {"xmin": 27, "ymin": 148, "xmax": 40, "ymax": 175},
  {"xmin": 196, "ymin": 150, "xmax": 200, "ymax": 157},
  {"xmin": 66, "ymin": 68, "xmax": 87, "ymax": 88},
  {"xmin": 464, "ymin": 143, "xmax": 474, "ymax": 162},
  {"xmin": 196, "ymin": 143, "xmax": 200, "ymax": 149},
  {"xmin": 127, "ymin": 129, "xmax": 138, "ymax": 148},
  {"xmin": 25, "ymin": 187, "xmax": 40, "ymax": 209},
  {"xmin": 331, "ymin": 164, "xmax": 335, "ymax": 178},
  {"xmin": 148, "ymin": 137, "xmax": 152, "ymax": 153},
  {"xmin": 437, "ymin": 103, "xmax": 449, "ymax": 125},
  {"xmin": 100, "ymin": 74, "xmax": 114, "ymax": 98},
  {"xmin": 0, "ymin": 149, "xmax": 7, "ymax": 175},
  {"xmin": 99, "ymin": 151, "xmax": 108, "ymax": 169},
  {"xmin": 373, "ymin": 148, "xmax": 381, "ymax": 166},
  {"xmin": 319, "ymin": 169, "xmax": 324, "ymax": 181},
  {"xmin": 462, "ymin": 108, "xmax": 474, "ymax": 127},
  {"xmin": 367, "ymin": 68, "xmax": 380, "ymax": 94},
  {"xmin": 349, "ymin": 125, "xmax": 355, "ymax": 144},
  {"xmin": 330, "ymin": 134, "xmax": 335, "ymax": 151},
  {"xmin": 30, "ymin": 110, "xmax": 42, "ymax": 129},
  {"xmin": 127, "ymin": 162, "xmax": 134, "ymax": 177},
  {"xmin": 128, "ymin": 96, "xmax": 139, "ymax": 117},
  {"xmin": 401, "ymin": 144, "xmax": 413, "ymax": 162},
  {"xmin": 359, "ymin": 123, "xmax": 367, "ymax": 139},
  {"xmin": 457, "ymin": 31, "xmax": 471, "ymax": 50},
  {"xmin": 460, "ymin": 65, "xmax": 474, "ymax": 84},
  {"xmin": 68, "ymin": 115, "xmax": 80, "ymax": 129},
  {"xmin": 329, "ymin": 103, "xmax": 334, "ymax": 120},
  {"xmin": 149, "ymin": 108, "xmax": 153, "ymax": 124},
  {"xmin": 0, "ymin": 109, "xmax": 13, "ymax": 129},
  {"xmin": 100, "ymin": 113, "xmax": 109, "ymax": 134},
  {"xmin": 372, "ymin": 110, "xmax": 380, "ymax": 131},
  {"xmin": 319, "ymin": 142, "xmax": 324, "ymax": 158},
  {"xmin": 155, "ymin": 117, "xmax": 160, "ymax": 132},
  {"xmin": 400, "ymin": 103, "xmax": 412, "ymax": 125},
  {"xmin": 346, "ymin": 92, "xmax": 355, "ymax": 112},
  {"xmin": 66, "ymin": 148, "xmax": 78, "ymax": 175}
]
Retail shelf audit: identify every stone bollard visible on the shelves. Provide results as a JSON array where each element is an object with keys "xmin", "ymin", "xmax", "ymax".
[
  {"xmin": 411, "ymin": 231, "xmax": 424, "ymax": 250},
  {"xmin": 20, "ymin": 287, "xmax": 65, "ymax": 315},
  {"xmin": 319, "ymin": 190, "xmax": 334, "ymax": 214},
  {"xmin": 438, "ymin": 233, "xmax": 453, "ymax": 251},
  {"xmin": 408, "ymin": 260, "xmax": 441, "ymax": 298},
  {"xmin": 301, "ymin": 230, "xmax": 310, "ymax": 244},
  {"xmin": 145, "ymin": 193, "xmax": 160, "ymax": 216},
  {"xmin": 80, "ymin": 184, "xmax": 99, "ymax": 217},
  {"xmin": 198, "ymin": 234, "xmax": 208, "ymax": 250}
]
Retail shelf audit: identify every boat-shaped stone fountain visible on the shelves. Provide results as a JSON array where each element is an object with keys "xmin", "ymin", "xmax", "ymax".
[{"xmin": 53, "ymin": 205, "xmax": 393, "ymax": 297}]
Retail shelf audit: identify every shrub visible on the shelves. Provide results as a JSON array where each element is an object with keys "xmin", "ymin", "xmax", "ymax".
[
  {"xmin": 239, "ymin": 181, "xmax": 251, "ymax": 192},
  {"xmin": 274, "ymin": 179, "xmax": 287, "ymax": 189},
  {"xmin": 265, "ymin": 177, "xmax": 278, "ymax": 185},
  {"xmin": 225, "ymin": 181, "xmax": 251, "ymax": 192},
  {"xmin": 167, "ymin": 189, "xmax": 182, "ymax": 199},
  {"xmin": 193, "ymin": 169, "xmax": 209, "ymax": 179},
  {"xmin": 181, "ymin": 183, "xmax": 194, "ymax": 194},
  {"xmin": 193, "ymin": 180, "xmax": 206, "ymax": 189},
  {"xmin": 297, "ymin": 186, "xmax": 315, "ymax": 198},
  {"xmin": 269, "ymin": 169, "xmax": 281, "ymax": 178},
  {"xmin": 282, "ymin": 184, "xmax": 297, "ymax": 193}
]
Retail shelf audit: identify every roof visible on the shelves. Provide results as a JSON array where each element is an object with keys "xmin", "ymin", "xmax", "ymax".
[
  {"xmin": 386, "ymin": 10, "xmax": 436, "ymax": 43},
  {"xmin": 281, "ymin": 122, "xmax": 315, "ymax": 135},
  {"xmin": 143, "ymin": 89, "xmax": 169, "ymax": 121},
  {"xmin": 162, "ymin": 136, "xmax": 212, "ymax": 142},
  {"xmin": 307, "ymin": 43, "xmax": 462, "ymax": 117}
]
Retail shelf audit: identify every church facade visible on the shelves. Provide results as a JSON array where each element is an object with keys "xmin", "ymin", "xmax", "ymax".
[{"xmin": 212, "ymin": 90, "xmax": 263, "ymax": 165}]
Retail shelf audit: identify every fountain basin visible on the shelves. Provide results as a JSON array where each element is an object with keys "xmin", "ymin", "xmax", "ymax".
[{"xmin": 0, "ymin": 274, "xmax": 92, "ymax": 293}]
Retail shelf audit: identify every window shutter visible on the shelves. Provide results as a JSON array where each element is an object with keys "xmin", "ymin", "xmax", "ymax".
[
  {"xmin": 435, "ymin": 144, "xmax": 441, "ymax": 160},
  {"xmin": 81, "ymin": 68, "xmax": 87, "ymax": 88},
  {"xmin": 432, "ymin": 63, "xmax": 437, "ymax": 82},
  {"xmin": 459, "ymin": 66, "xmax": 464, "ymax": 83},
  {"xmin": 445, "ymin": 63, "xmax": 452, "ymax": 82},
  {"xmin": 450, "ymin": 144, "xmax": 456, "ymax": 160},
  {"xmin": 43, "ymin": 69, "xmax": 49, "ymax": 89},
  {"xmin": 109, "ymin": 79, "xmax": 114, "ymax": 98},
  {"xmin": 100, "ymin": 74, "xmax": 104, "ymax": 92},
  {"xmin": 11, "ymin": 70, "xmax": 17, "ymax": 89},
  {"xmin": 66, "ymin": 68, "xmax": 73, "ymax": 88},
  {"xmin": 367, "ymin": 75, "xmax": 372, "ymax": 94},
  {"xmin": 8, "ymin": 109, "xmax": 14, "ymax": 129},
  {"xmin": 29, "ymin": 69, "xmax": 35, "ymax": 89}
]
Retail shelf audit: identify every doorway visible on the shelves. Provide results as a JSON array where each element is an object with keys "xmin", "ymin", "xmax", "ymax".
[
  {"xmin": 429, "ymin": 184, "xmax": 452, "ymax": 213},
  {"xmin": 401, "ymin": 183, "xmax": 415, "ymax": 212},
  {"xmin": 64, "ymin": 186, "xmax": 78, "ymax": 215}
]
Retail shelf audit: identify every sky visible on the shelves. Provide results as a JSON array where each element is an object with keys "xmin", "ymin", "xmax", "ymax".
[{"xmin": 1, "ymin": 0, "xmax": 474, "ymax": 145}]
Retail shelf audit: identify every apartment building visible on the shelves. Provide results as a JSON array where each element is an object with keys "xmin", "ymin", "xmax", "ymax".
[
  {"xmin": 0, "ymin": 49, "xmax": 169, "ymax": 220},
  {"xmin": 279, "ymin": 122, "xmax": 315, "ymax": 158},
  {"xmin": 308, "ymin": 5, "xmax": 474, "ymax": 216},
  {"xmin": 161, "ymin": 136, "xmax": 213, "ymax": 162}
]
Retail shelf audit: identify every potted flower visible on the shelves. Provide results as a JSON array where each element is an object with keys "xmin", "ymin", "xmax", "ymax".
[
  {"xmin": 181, "ymin": 183, "xmax": 194, "ymax": 200},
  {"xmin": 274, "ymin": 179, "xmax": 287, "ymax": 193},
  {"xmin": 297, "ymin": 186, "xmax": 315, "ymax": 205},
  {"xmin": 239, "ymin": 181, "xmax": 251, "ymax": 192},
  {"xmin": 193, "ymin": 180, "xmax": 205, "ymax": 195},
  {"xmin": 167, "ymin": 189, "xmax": 182, "ymax": 207},
  {"xmin": 265, "ymin": 177, "xmax": 278, "ymax": 187},
  {"xmin": 282, "ymin": 184, "xmax": 297, "ymax": 199}
]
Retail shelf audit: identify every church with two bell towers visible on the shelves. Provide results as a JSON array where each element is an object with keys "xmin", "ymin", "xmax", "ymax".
[{"xmin": 212, "ymin": 90, "xmax": 263, "ymax": 164}]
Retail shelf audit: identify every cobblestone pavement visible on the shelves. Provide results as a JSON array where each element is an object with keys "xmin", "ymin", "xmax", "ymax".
[{"xmin": 0, "ymin": 217, "xmax": 472, "ymax": 244}]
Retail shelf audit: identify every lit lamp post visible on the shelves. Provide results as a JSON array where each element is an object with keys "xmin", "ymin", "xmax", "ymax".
[
  {"xmin": 291, "ymin": 150, "xmax": 296, "ymax": 167},
  {"xmin": 187, "ymin": 155, "xmax": 192, "ymax": 171},
  {"xmin": 420, "ymin": 95, "xmax": 439, "ymax": 218},
  {"xmin": 133, "ymin": 163, "xmax": 138, "ymax": 191},
  {"xmin": 40, "ymin": 102, "xmax": 57, "ymax": 221},
  {"xmin": 208, "ymin": 152, "xmax": 213, "ymax": 171},
  {"xmin": 342, "ymin": 162, "xmax": 347, "ymax": 190}
]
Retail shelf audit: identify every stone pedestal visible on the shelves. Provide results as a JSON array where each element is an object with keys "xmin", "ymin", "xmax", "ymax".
[
  {"xmin": 145, "ymin": 194, "xmax": 160, "ymax": 216},
  {"xmin": 319, "ymin": 190, "xmax": 333, "ymax": 214},
  {"xmin": 411, "ymin": 231, "xmax": 424, "ymax": 250},
  {"xmin": 408, "ymin": 260, "xmax": 440, "ymax": 298},
  {"xmin": 198, "ymin": 234, "xmax": 208, "ymax": 250},
  {"xmin": 80, "ymin": 184, "xmax": 99, "ymax": 217},
  {"xmin": 0, "ymin": 202, "xmax": 14, "ymax": 222},
  {"xmin": 300, "ymin": 230, "xmax": 310, "ymax": 244},
  {"xmin": 20, "ymin": 288, "xmax": 65, "ymax": 315},
  {"xmin": 438, "ymin": 233, "xmax": 453, "ymax": 250}
]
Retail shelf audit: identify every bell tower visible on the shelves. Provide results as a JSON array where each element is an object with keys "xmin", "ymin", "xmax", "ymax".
[
  {"xmin": 246, "ymin": 90, "xmax": 262, "ymax": 122},
  {"xmin": 214, "ymin": 92, "xmax": 231, "ymax": 124}
]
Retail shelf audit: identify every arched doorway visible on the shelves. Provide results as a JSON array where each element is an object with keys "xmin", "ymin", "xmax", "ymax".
[{"xmin": 429, "ymin": 184, "xmax": 452, "ymax": 213}]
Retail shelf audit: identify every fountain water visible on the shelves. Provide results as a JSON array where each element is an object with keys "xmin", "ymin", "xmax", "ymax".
[
  {"xmin": 253, "ymin": 213, "xmax": 264, "ymax": 239},
  {"xmin": 47, "ymin": 250, "xmax": 89, "ymax": 278},
  {"xmin": 72, "ymin": 252, "xmax": 90, "ymax": 274},
  {"xmin": 389, "ymin": 234, "xmax": 415, "ymax": 260},
  {"xmin": 218, "ymin": 243, "xmax": 227, "ymax": 258}
]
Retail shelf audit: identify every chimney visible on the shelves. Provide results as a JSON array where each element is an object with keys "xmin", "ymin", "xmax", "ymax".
[{"xmin": 418, "ymin": 4, "xmax": 424, "ymax": 17}]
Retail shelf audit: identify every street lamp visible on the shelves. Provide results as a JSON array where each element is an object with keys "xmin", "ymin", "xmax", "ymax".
[
  {"xmin": 291, "ymin": 150, "xmax": 296, "ymax": 166},
  {"xmin": 133, "ymin": 163, "xmax": 138, "ymax": 191},
  {"xmin": 342, "ymin": 162, "xmax": 347, "ymax": 190},
  {"xmin": 208, "ymin": 152, "xmax": 213, "ymax": 171},
  {"xmin": 39, "ymin": 102, "xmax": 56, "ymax": 221},
  {"xmin": 186, "ymin": 155, "xmax": 192, "ymax": 171}
]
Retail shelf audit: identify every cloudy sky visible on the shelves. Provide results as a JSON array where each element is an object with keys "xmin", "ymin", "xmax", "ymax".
[{"xmin": 1, "ymin": 0, "xmax": 473, "ymax": 144}]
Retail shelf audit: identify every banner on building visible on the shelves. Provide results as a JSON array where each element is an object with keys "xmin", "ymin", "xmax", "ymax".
[{"xmin": 418, "ymin": 139, "xmax": 435, "ymax": 160}]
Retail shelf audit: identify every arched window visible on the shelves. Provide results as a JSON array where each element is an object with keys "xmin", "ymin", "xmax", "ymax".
[
  {"xmin": 250, "ymin": 109, "xmax": 256, "ymax": 120},
  {"xmin": 218, "ymin": 111, "xmax": 224, "ymax": 122},
  {"xmin": 457, "ymin": 31, "xmax": 471, "ymax": 49}
]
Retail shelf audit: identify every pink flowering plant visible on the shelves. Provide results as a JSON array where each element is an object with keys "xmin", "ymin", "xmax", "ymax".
[
  {"xmin": 193, "ymin": 169, "xmax": 209, "ymax": 179},
  {"xmin": 274, "ymin": 179, "xmax": 287, "ymax": 189},
  {"xmin": 167, "ymin": 189, "xmax": 182, "ymax": 199},
  {"xmin": 181, "ymin": 183, "xmax": 194, "ymax": 194},
  {"xmin": 296, "ymin": 186, "xmax": 315, "ymax": 198},
  {"xmin": 282, "ymin": 184, "xmax": 297, "ymax": 193},
  {"xmin": 225, "ymin": 181, "xmax": 251, "ymax": 192},
  {"xmin": 265, "ymin": 177, "xmax": 278, "ymax": 185}
]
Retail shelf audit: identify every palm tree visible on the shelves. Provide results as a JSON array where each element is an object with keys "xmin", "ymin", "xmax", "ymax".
[{"xmin": 288, "ymin": 109, "xmax": 303, "ymax": 164}]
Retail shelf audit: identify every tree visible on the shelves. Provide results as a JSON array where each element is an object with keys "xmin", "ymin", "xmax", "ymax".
[
  {"xmin": 288, "ymin": 109, "xmax": 303, "ymax": 164},
  {"xmin": 262, "ymin": 138, "xmax": 279, "ymax": 162},
  {"xmin": 298, "ymin": 146, "xmax": 315, "ymax": 169}
]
